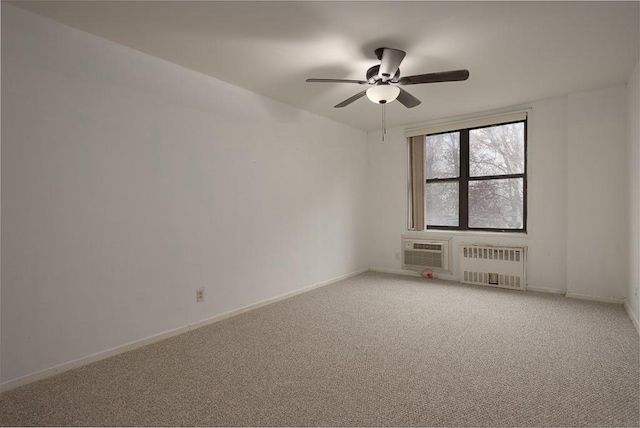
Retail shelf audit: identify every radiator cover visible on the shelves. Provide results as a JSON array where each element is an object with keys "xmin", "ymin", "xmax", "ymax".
[{"xmin": 459, "ymin": 244, "xmax": 526, "ymax": 291}]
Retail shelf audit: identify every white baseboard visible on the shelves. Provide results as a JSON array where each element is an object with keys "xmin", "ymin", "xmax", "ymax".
[
  {"xmin": 624, "ymin": 300, "xmax": 640, "ymax": 335},
  {"xmin": 565, "ymin": 292, "xmax": 625, "ymax": 304},
  {"xmin": 369, "ymin": 267, "xmax": 459, "ymax": 281},
  {"xmin": 189, "ymin": 267, "xmax": 369, "ymax": 331},
  {"xmin": 0, "ymin": 267, "xmax": 369, "ymax": 393},
  {"xmin": 369, "ymin": 267, "xmax": 421, "ymax": 277},
  {"xmin": 1, "ymin": 324, "xmax": 192, "ymax": 393},
  {"xmin": 371, "ymin": 271, "xmax": 632, "ymax": 308},
  {"xmin": 527, "ymin": 286, "xmax": 566, "ymax": 295}
]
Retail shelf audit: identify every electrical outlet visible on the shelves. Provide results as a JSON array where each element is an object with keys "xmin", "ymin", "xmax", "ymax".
[
  {"xmin": 635, "ymin": 287, "xmax": 638, "ymax": 298},
  {"xmin": 196, "ymin": 288, "xmax": 205, "ymax": 302},
  {"xmin": 395, "ymin": 252, "xmax": 400, "ymax": 260}
]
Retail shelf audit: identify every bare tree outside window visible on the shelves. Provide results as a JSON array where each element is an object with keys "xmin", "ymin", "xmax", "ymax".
[
  {"xmin": 425, "ymin": 132, "xmax": 460, "ymax": 226},
  {"xmin": 426, "ymin": 182, "xmax": 459, "ymax": 226},
  {"xmin": 426, "ymin": 132, "xmax": 459, "ymax": 179},
  {"xmin": 469, "ymin": 178, "xmax": 524, "ymax": 229},
  {"xmin": 468, "ymin": 123, "xmax": 525, "ymax": 229},
  {"xmin": 424, "ymin": 121, "xmax": 526, "ymax": 231},
  {"xmin": 469, "ymin": 123, "xmax": 525, "ymax": 177}
]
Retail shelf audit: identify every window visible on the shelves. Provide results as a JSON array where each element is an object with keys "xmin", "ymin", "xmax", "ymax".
[{"xmin": 408, "ymin": 114, "xmax": 527, "ymax": 232}]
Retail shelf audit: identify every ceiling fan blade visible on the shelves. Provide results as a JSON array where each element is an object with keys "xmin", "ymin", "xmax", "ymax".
[
  {"xmin": 334, "ymin": 90, "xmax": 368, "ymax": 108},
  {"xmin": 396, "ymin": 88, "xmax": 421, "ymax": 108},
  {"xmin": 397, "ymin": 69, "xmax": 470, "ymax": 85},
  {"xmin": 306, "ymin": 78, "xmax": 367, "ymax": 84},
  {"xmin": 378, "ymin": 48, "xmax": 406, "ymax": 82}
]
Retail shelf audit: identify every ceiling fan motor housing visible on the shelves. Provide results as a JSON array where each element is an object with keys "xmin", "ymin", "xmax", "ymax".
[{"xmin": 366, "ymin": 65, "xmax": 400, "ymax": 83}]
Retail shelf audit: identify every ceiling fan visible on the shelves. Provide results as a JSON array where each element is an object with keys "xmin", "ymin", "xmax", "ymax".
[{"xmin": 306, "ymin": 47, "xmax": 469, "ymax": 109}]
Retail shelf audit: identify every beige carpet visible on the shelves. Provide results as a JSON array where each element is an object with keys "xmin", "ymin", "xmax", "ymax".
[{"xmin": 1, "ymin": 271, "xmax": 638, "ymax": 427}]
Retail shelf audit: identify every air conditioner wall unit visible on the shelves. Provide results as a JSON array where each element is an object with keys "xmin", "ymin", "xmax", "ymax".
[{"xmin": 401, "ymin": 237, "xmax": 451, "ymax": 273}]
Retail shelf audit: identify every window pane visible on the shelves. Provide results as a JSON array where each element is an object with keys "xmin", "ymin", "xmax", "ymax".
[
  {"xmin": 469, "ymin": 178, "xmax": 523, "ymax": 229},
  {"xmin": 426, "ymin": 132, "xmax": 460, "ymax": 179},
  {"xmin": 426, "ymin": 182, "xmax": 459, "ymax": 226},
  {"xmin": 470, "ymin": 122, "xmax": 524, "ymax": 177}
]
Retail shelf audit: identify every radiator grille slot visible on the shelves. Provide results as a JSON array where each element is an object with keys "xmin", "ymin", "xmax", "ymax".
[
  {"xmin": 463, "ymin": 247, "xmax": 522, "ymax": 262},
  {"xmin": 463, "ymin": 271, "xmax": 521, "ymax": 289},
  {"xmin": 460, "ymin": 244, "xmax": 526, "ymax": 291}
]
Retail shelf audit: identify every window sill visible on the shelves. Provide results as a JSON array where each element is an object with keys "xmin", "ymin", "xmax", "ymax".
[{"xmin": 405, "ymin": 229, "xmax": 529, "ymax": 239}]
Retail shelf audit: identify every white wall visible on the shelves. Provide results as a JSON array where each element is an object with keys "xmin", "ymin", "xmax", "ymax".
[
  {"xmin": 1, "ymin": 4, "xmax": 368, "ymax": 384},
  {"xmin": 567, "ymin": 85, "xmax": 628, "ymax": 300},
  {"xmin": 369, "ymin": 85, "xmax": 629, "ymax": 301},
  {"xmin": 627, "ymin": 59, "xmax": 640, "ymax": 325}
]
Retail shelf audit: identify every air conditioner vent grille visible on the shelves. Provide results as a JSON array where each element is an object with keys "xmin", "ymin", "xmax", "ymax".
[
  {"xmin": 413, "ymin": 243, "xmax": 442, "ymax": 251},
  {"xmin": 401, "ymin": 238, "xmax": 450, "ymax": 272},
  {"xmin": 404, "ymin": 250, "xmax": 443, "ymax": 268}
]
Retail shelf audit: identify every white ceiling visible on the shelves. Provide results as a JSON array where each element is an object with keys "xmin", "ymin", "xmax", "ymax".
[{"xmin": 10, "ymin": 1, "xmax": 640, "ymax": 131}]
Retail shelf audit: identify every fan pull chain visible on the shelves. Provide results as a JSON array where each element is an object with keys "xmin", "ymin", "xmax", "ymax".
[{"xmin": 381, "ymin": 102, "xmax": 386, "ymax": 142}]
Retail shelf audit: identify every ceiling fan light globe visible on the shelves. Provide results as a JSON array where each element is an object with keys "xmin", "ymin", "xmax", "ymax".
[{"xmin": 366, "ymin": 85, "xmax": 400, "ymax": 104}]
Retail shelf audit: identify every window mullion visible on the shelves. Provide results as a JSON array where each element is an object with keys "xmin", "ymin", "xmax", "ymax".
[
  {"xmin": 425, "ymin": 177, "xmax": 460, "ymax": 184},
  {"xmin": 468, "ymin": 173, "xmax": 525, "ymax": 181},
  {"xmin": 460, "ymin": 130, "xmax": 469, "ymax": 229}
]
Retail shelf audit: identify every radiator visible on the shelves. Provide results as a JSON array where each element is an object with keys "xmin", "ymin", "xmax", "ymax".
[{"xmin": 459, "ymin": 244, "xmax": 526, "ymax": 291}]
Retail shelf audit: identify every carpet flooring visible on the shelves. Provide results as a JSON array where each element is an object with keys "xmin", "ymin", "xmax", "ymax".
[{"xmin": 0, "ymin": 271, "xmax": 638, "ymax": 426}]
